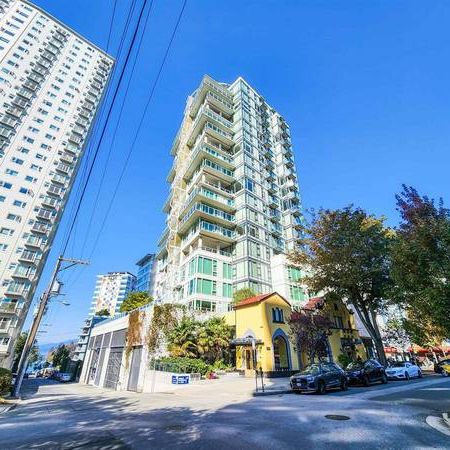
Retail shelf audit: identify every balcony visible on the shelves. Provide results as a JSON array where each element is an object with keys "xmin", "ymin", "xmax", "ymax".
[
  {"xmin": 17, "ymin": 87, "xmax": 34, "ymax": 100},
  {"xmin": 72, "ymin": 125, "xmax": 85, "ymax": 136},
  {"xmin": 36, "ymin": 58, "xmax": 52, "ymax": 70},
  {"xmin": 23, "ymin": 80, "xmax": 39, "ymax": 91},
  {"xmin": 11, "ymin": 96, "xmax": 30, "ymax": 109},
  {"xmin": 56, "ymin": 163, "xmax": 72, "ymax": 175},
  {"xmin": 6, "ymin": 107, "xmax": 25, "ymax": 119},
  {"xmin": 0, "ymin": 115, "xmax": 17, "ymax": 128},
  {"xmin": 182, "ymin": 187, "xmax": 235, "ymax": 216},
  {"xmin": 5, "ymin": 281, "xmax": 30, "ymax": 297},
  {"xmin": 42, "ymin": 195, "xmax": 59, "ymax": 209},
  {"xmin": 187, "ymin": 105, "xmax": 233, "ymax": 147},
  {"xmin": 268, "ymin": 195, "xmax": 280, "ymax": 209},
  {"xmin": 0, "ymin": 301, "xmax": 19, "ymax": 315},
  {"xmin": 183, "ymin": 142, "xmax": 234, "ymax": 180},
  {"xmin": 27, "ymin": 71, "xmax": 44, "ymax": 84},
  {"xmin": 189, "ymin": 76, "xmax": 233, "ymax": 118},
  {"xmin": 52, "ymin": 174, "xmax": 69, "ymax": 186},
  {"xmin": 179, "ymin": 202, "xmax": 235, "ymax": 234},
  {"xmin": 65, "ymin": 143, "xmax": 80, "ymax": 155},
  {"xmin": 60, "ymin": 152, "xmax": 75, "ymax": 165},
  {"xmin": 84, "ymin": 93, "xmax": 97, "ymax": 105},
  {"xmin": 31, "ymin": 222, "xmax": 49, "ymax": 234},
  {"xmin": 201, "ymin": 159, "xmax": 234, "ymax": 183},
  {"xmin": 25, "ymin": 235, "xmax": 44, "ymax": 250},
  {"xmin": 31, "ymin": 64, "xmax": 48, "ymax": 77},
  {"xmin": 12, "ymin": 266, "xmax": 35, "ymax": 281},
  {"xmin": 181, "ymin": 219, "xmax": 235, "ymax": 249},
  {"xmin": 68, "ymin": 134, "xmax": 83, "ymax": 145},
  {"xmin": 47, "ymin": 184, "xmax": 63, "ymax": 197},
  {"xmin": 36, "ymin": 208, "xmax": 55, "ymax": 221}
]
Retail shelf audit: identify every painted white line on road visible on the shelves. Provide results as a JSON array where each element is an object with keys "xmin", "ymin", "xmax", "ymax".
[
  {"xmin": 426, "ymin": 415, "xmax": 450, "ymax": 437},
  {"xmin": 419, "ymin": 388, "xmax": 450, "ymax": 391}
]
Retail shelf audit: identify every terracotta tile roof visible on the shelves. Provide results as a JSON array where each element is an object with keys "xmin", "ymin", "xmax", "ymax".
[
  {"xmin": 234, "ymin": 292, "xmax": 291, "ymax": 309},
  {"xmin": 303, "ymin": 296, "xmax": 324, "ymax": 310},
  {"xmin": 233, "ymin": 293, "xmax": 274, "ymax": 308}
]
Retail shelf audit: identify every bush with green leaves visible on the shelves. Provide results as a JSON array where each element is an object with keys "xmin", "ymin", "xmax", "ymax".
[
  {"xmin": 0, "ymin": 368, "xmax": 12, "ymax": 396},
  {"xmin": 153, "ymin": 357, "xmax": 211, "ymax": 376}
]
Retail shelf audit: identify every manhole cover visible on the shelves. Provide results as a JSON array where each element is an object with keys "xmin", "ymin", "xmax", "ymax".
[{"xmin": 325, "ymin": 414, "xmax": 350, "ymax": 421}]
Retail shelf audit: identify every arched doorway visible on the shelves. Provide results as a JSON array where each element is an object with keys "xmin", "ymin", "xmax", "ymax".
[{"xmin": 273, "ymin": 335, "xmax": 290, "ymax": 370}]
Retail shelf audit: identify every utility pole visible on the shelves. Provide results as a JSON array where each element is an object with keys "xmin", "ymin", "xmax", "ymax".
[{"xmin": 13, "ymin": 255, "xmax": 89, "ymax": 398}]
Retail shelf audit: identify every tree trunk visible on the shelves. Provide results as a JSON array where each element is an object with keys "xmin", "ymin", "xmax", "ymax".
[{"xmin": 352, "ymin": 305, "xmax": 387, "ymax": 366}]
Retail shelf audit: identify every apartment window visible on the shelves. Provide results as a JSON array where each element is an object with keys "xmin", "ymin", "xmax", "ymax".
[
  {"xmin": 223, "ymin": 263, "xmax": 232, "ymax": 280},
  {"xmin": 13, "ymin": 200, "xmax": 26, "ymax": 208},
  {"xmin": 0, "ymin": 181, "xmax": 12, "ymax": 189},
  {"xmin": 0, "ymin": 195, "xmax": 5, "ymax": 202},
  {"xmin": 272, "ymin": 308, "xmax": 284, "ymax": 323},
  {"xmin": 290, "ymin": 286, "xmax": 304, "ymax": 302},
  {"xmin": 30, "ymin": 164, "xmax": 42, "ymax": 171},
  {"xmin": 195, "ymin": 278, "xmax": 217, "ymax": 295},
  {"xmin": 222, "ymin": 283, "xmax": 232, "ymax": 298},
  {"xmin": 198, "ymin": 257, "xmax": 217, "ymax": 276},
  {"xmin": 11, "ymin": 157, "xmax": 24, "ymax": 165},
  {"xmin": 288, "ymin": 267, "xmax": 301, "ymax": 282},
  {"xmin": 0, "ymin": 243, "xmax": 8, "ymax": 251},
  {"xmin": 25, "ymin": 176, "xmax": 37, "ymax": 183},
  {"xmin": 0, "ymin": 228, "xmax": 14, "ymax": 236},
  {"xmin": 7, "ymin": 213, "xmax": 21, "ymax": 222},
  {"xmin": 23, "ymin": 136, "xmax": 34, "ymax": 144}
]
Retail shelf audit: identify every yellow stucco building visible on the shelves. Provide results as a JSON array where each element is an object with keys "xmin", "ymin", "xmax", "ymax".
[{"xmin": 225, "ymin": 292, "xmax": 366, "ymax": 376}]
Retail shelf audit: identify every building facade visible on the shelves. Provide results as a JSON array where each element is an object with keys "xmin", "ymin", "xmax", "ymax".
[
  {"xmin": 89, "ymin": 272, "xmax": 136, "ymax": 317},
  {"xmin": 0, "ymin": 0, "xmax": 113, "ymax": 367},
  {"xmin": 135, "ymin": 253, "xmax": 156, "ymax": 295},
  {"xmin": 72, "ymin": 315, "xmax": 106, "ymax": 363},
  {"xmin": 154, "ymin": 75, "xmax": 306, "ymax": 313}
]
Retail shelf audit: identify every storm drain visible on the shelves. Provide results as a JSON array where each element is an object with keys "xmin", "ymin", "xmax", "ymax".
[{"xmin": 325, "ymin": 414, "xmax": 350, "ymax": 421}]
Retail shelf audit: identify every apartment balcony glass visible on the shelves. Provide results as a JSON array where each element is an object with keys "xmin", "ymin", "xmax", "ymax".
[
  {"xmin": 182, "ymin": 219, "xmax": 235, "ymax": 248},
  {"xmin": 187, "ymin": 115, "xmax": 234, "ymax": 147},
  {"xmin": 183, "ymin": 187, "xmax": 235, "ymax": 215},
  {"xmin": 0, "ymin": 301, "xmax": 20, "ymax": 315},
  {"xmin": 31, "ymin": 222, "xmax": 49, "ymax": 235},
  {"xmin": 179, "ymin": 202, "xmax": 235, "ymax": 234},
  {"xmin": 12, "ymin": 265, "xmax": 35, "ymax": 281},
  {"xmin": 184, "ymin": 142, "xmax": 234, "ymax": 180},
  {"xmin": 189, "ymin": 78, "xmax": 234, "ymax": 118},
  {"xmin": 25, "ymin": 235, "xmax": 44, "ymax": 250},
  {"xmin": 5, "ymin": 281, "xmax": 31, "ymax": 297},
  {"xmin": 36, "ymin": 208, "xmax": 56, "ymax": 221}
]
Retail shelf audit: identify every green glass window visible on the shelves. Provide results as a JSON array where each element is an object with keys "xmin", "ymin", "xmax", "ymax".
[
  {"xmin": 223, "ymin": 262, "xmax": 232, "ymax": 279},
  {"xmin": 290, "ymin": 285, "xmax": 304, "ymax": 302},
  {"xmin": 288, "ymin": 267, "xmax": 301, "ymax": 282},
  {"xmin": 222, "ymin": 283, "xmax": 232, "ymax": 298}
]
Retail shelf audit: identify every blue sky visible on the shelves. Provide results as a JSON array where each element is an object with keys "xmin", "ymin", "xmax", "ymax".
[{"xmin": 27, "ymin": 0, "xmax": 450, "ymax": 345}]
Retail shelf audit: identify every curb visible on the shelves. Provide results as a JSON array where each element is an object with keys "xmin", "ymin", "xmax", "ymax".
[
  {"xmin": 0, "ymin": 402, "xmax": 17, "ymax": 415},
  {"xmin": 253, "ymin": 389, "xmax": 293, "ymax": 396}
]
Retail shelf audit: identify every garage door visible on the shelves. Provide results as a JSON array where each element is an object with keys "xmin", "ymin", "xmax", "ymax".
[
  {"xmin": 127, "ymin": 347, "xmax": 143, "ymax": 392},
  {"xmin": 103, "ymin": 349, "xmax": 123, "ymax": 389}
]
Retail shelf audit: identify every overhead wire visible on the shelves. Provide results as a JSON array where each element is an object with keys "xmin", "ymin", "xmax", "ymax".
[
  {"xmin": 87, "ymin": 0, "xmax": 188, "ymax": 261},
  {"xmin": 60, "ymin": 0, "xmax": 150, "ymax": 257}
]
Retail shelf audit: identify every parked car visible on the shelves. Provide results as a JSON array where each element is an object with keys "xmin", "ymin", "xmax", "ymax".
[
  {"xmin": 57, "ymin": 373, "xmax": 72, "ymax": 382},
  {"xmin": 434, "ymin": 359, "xmax": 450, "ymax": 374},
  {"xmin": 345, "ymin": 359, "xmax": 388, "ymax": 386},
  {"xmin": 440, "ymin": 362, "xmax": 450, "ymax": 377},
  {"xmin": 290, "ymin": 362, "xmax": 348, "ymax": 394},
  {"xmin": 385, "ymin": 361, "xmax": 422, "ymax": 380}
]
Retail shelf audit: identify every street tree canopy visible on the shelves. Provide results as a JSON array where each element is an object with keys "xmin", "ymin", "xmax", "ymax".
[
  {"xmin": 291, "ymin": 206, "xmax": 393, "ymax": 365},
  {"xmin": 12, "ymin": 332, "xmax": 40, "ymax": 372},
  {"xmin": 390, "ymin": 186, "xmax": 450, "ymax": 345},
  {"xmin": 232, "ymin": 288, "xmax": 256, "ymax": 305},
  {"xmin": 96, "ymin": 308, "xmax": 110, "ymax": 317},
  {"xmin": 119, "ymin": 291, "xmax": 153, "ymax": 313}
]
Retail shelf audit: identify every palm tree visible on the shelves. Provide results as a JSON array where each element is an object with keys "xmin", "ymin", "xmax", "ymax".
[{"xmin": 167, "ymin": 318, "xmax": 199, "ymax": 358}]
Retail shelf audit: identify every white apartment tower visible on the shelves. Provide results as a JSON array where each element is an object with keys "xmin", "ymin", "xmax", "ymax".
[
  {"xmin": 89, "ymin": 272, "xmax": 136, "ymax": 317},
  {"xmin": 154, "ymin": 75, "xmax": 307, "ymax": 313},
  {"xmin": 0, "ymin": 0, "xmax": 113, "ymax": 367}
]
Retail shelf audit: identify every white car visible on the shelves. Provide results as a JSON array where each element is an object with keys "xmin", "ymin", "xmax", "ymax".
[{"xmin": 386, "ymin": 361, "xmax": 422, "ymax": 380}]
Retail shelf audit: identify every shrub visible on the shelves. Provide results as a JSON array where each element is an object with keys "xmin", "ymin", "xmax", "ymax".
[
  {"xmin": 337, "ymin": 353, "xmax": 353, "ymax": 369},
  {"xmin": 153, "ymin": 357, "xmax": 211, "ymax": 376},
  {"xmin": 0, "ymin": 368, "xmax": 12, "ymax": 395}
]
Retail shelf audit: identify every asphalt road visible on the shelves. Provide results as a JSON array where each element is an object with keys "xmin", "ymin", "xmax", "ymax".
[{"xmin": 1, "ymin": 375, "xmax": 449, "ymax": 449}]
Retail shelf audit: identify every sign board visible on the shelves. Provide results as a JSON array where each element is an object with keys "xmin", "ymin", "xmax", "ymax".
[{"xmin": 171, "ymin": 374, "xmax": 190, "ymax": 385}]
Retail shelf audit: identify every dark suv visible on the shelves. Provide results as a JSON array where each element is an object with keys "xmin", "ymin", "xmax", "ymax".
[
  {"xmin": 290, "ymin": 362, "xmax": 348, "ymax": 394},
  {"xmin": 345, "ymin": 359, "xmax": 388, "ymax": 386}
]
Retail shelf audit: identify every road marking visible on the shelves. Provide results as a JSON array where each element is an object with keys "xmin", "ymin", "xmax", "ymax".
[
  {"xmin": 426, "ymin": 415, "xmax": 450, "ymax": 437},
  {"xmin": 420, "ymin": 388, "xmax": 450, "ymax": 391}
]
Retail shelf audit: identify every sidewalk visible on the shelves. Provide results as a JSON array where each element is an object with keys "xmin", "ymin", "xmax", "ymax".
[{"xmin": 254, "ymin": 376, "xmax": 291, "ymax": 396}]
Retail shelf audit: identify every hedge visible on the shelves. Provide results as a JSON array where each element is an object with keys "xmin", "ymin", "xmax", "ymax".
[
  {"xmin": 152, "ymin": 357, "xmax": 211, "ymax": 376},
  {"xmin": 0, "ymin": 368, "xmax": 12, "ymax": 395}
]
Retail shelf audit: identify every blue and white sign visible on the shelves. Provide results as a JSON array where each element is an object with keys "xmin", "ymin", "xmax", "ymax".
[{"xmin": 171, "ymin": 374, "xmax": 190, "ymax": 385}]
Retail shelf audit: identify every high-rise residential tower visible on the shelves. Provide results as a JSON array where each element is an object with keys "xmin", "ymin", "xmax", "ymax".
[
  {"xmin": 89, "ymin": 272, "xmax": 136, "ymax": 317},
  {"xmin": 153, "ymin": 75, "xmax": 307, "ymax": 313},
  {"xmin": 0, "ymin": 0, "xmax": 113, "ymax": 367}
]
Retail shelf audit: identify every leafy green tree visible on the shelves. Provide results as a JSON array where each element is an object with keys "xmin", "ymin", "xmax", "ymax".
[
  {"xmin": 51, "ymin": 344, "xmax": 70, "ymax": 371},
  {"xmin": 390, "ymin": 186, "xmax": 450, "ymax": 345},
  {"xmin": 167, "ymin": 317, "xmax": 199, "ymax": 358},
  {"xmin": 96, "ymin": 308, "xmax": 110, "ymax": 317},
  {"xmin": 119, "ymin": 291, "xmax": 153, "ymax": 313},
  {"xmin": 232, "ymin": 287, "xmax": 256, "ymax": 305},
  {"xmin": 291, "ymin": 207, "xmax": 393, "ymax": 365},
  {"xmin": 197, "ymin": 317, "xmax": 233, "ymax": 364},
  {"xmin": 12, "ymin": 332, "xmax": 40, "ymax": 372}
]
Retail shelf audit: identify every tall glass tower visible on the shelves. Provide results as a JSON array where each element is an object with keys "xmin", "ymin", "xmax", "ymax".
[
  {"xmin": 153, "ymin": 76, "xmax": 306, "ymax": 313},
  {"xmin": 0, "ymin": 0, "xmax": 113, "ymax": 367}
]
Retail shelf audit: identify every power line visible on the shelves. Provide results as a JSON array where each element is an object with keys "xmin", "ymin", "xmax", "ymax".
[
  {"xmin": 106, "ymin": 0, "xmax": 119, "ymax": 50},
  {"xmin": 60, "ymin": 0, "xmax": 150, "ymax": 256},
  {"xmin": 87, "ymin": 0, "xmax": 188, "ymax": 260},
  {"xmin": 79, "ymin": 0, "xmax": 155, "ymax": 258},
  {"xmin": 58, "ymin": 0, "xmax": 139, "ymax": 257}
]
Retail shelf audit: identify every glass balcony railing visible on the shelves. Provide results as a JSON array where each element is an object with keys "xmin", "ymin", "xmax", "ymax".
[{"xmin": 181, "ymin": 202, "xmax": 235, "ymax": 226}]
